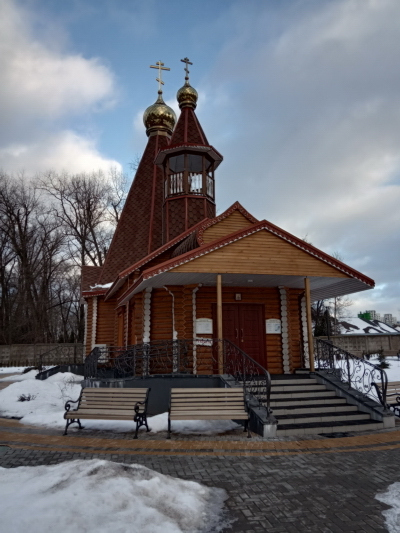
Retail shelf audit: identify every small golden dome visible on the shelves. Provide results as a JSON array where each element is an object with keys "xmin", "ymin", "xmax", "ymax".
[
  {"xmin": 177, "ymin": 82, "xmax": 198, "ymax": 109},
  {"xmin": 143, "ymin": 92, "xmax": 176, "ymax": 136}
]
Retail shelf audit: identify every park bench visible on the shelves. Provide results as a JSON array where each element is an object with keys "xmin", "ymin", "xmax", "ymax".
[
  {"xmin": 373, "ymin": 381, "xmax": 400, "ymax": 415},
  {"xmin": 168, "ymin": 387, "xmax": 251, "ymax": 439},
  {"xmin": 63, "ymin": 387, "xmax": 151, "ymax": 439},
  {"xmin": 384, "ymin": 382, "xmax": 400, "ymax": 415}
]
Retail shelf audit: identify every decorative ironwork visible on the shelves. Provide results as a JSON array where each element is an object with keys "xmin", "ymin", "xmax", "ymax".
[
  {"xmin": 315, "ymin": 338, "xmax": 389, "ymax": 409},
  {"xmin": 36, "ymin": 344, "xmax": 83, "ymax": 370},
  {"xmin": 63, "ymin": 393, "xmax": 84, "ymax": 435},
  {"xmin": 83, "ymin": 339, "xmax": 272, "ymax": 414}
]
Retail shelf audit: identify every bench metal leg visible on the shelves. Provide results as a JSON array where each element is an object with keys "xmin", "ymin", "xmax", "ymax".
[
  {"xmin": 133, "ymin": 413, "xmax": 150, "ymax": 439},
  {"xmin": 63, "ymin": 418, "xmax": 84, "ymax": 436},
  {"xmin": 245, "ymin": 418, "xmax": 251, "ymax": 439},
  {"xmin": 167, "ymin": 414, "xmax": 171, "ymax": 439}
]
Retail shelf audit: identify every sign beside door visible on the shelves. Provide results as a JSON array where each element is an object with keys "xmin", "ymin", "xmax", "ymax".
[{"xmin": 266, "ymin": 319, "xmax": 281, "ymax": 334}]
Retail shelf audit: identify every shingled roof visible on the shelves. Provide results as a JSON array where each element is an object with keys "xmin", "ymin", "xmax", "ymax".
[{"xmin": 98, "ymin": 132, "xmax": 170, "ymax": 284}]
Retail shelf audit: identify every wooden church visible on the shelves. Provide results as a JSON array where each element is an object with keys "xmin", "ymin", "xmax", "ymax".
[{"xmin": 81, "ymin": 60, "xmax": 374, "ymax": 376}]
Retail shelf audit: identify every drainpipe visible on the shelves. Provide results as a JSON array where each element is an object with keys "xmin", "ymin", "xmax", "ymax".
[
  {"xmin": 91, "ymin": 296, "xmax": 98, "ymax": 349},
  {"xmin": 192, "ymin": 284, "xmax": 202, "ymax": 375},
  {"xmin": 164, "ymin": 287, "xmax": 178, "ymax": 372}
]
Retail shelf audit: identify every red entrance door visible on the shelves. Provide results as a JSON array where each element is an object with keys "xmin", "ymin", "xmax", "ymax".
[{"xmin": 215, "ymin": 304, "xmax": 266, "ymax": 367}]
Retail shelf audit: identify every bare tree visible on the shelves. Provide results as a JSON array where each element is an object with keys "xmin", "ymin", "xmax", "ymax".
[{"xmin": 0, "ymin": 173, "xmax": 66, "ymax": 343}]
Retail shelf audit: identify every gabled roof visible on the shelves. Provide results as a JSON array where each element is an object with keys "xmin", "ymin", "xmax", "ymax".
[
  {"xmin": 116, "ymin": 206, "xmax": 374, "ymax": 305},
  {"xmin": 141, "ymin": 219, "xmax": 374, "ymax": 283},
  {"xmin": 104, "ymin": 203, "xmax": 257, "ymax": 300},
  {"xmin": 197, "ymin": 202, "xmax": 258, "ymax": 244}
]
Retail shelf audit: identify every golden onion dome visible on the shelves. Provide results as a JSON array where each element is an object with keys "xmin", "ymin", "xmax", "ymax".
[
  {"xmin": 143, "ymin": 91, "xmax": 176, "ymax": 136},
  {"xmin": 177, "ymin": 82, "xmax": 198, "ymax": 109}
]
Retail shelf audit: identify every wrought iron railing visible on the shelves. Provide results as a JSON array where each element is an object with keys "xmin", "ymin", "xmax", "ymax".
[
  {"xmin": 36, "ymin": 344, "xmax": 83, "ymax": 370},
  {"xmin": 84, "ymin": 339, "xmax": 271, "ymax": 414},
  {"xmin": 314, "ymin": 338, "xmax": 389, "ymax": 409}
]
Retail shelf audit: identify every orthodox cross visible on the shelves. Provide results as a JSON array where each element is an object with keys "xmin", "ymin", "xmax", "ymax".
[
  {"xmin": 150, "ymin": 61, "xmax": 170, "ymax": 91},
  {"xmin": 181, "ymin": 57, "xmax": 193, "ymax": 82}
]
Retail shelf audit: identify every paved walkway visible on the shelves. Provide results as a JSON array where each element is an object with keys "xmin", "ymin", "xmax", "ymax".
[{"xmin": 1, "ymin": 417, "xmax": 400, "ymax": 532}]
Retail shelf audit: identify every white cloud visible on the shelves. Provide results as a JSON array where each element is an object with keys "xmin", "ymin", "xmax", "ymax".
[
  {"xmin": 0, "ymin": 0, "xmax": 119, "ymax": 173},
  {"xmin": 199, "ymin": 0, "xmax": 400, "ymax": 315},
  {"xmin": 0, "ymin": 130, "xmax": 121, "ymax": 174}
]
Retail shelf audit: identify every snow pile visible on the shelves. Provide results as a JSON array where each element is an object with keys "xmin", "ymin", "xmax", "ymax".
[
  {"xmin": 0, "ymin": 369, "xmax": 40, "ymax": 381},
  {"xmin": 376, "ymin": 482, "xmax": 400, "ymax": 533},
  {"xmin": 0, "ymin": 372, "xmax": 82, "ymax": 427},
  {"xmin": 147, "ymin": 412, "xmax": 240, "ymax": 435},
  {"xmin": 0, "ymin": 459, "xmax": 229, "ymax": 533},
  {"xmin": 0, "ymin": 366, "xmax": 29, "ymax": 374}
]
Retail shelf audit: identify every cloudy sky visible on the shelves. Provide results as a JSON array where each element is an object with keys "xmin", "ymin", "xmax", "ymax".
[{"xmin": 1, "ymin": 0, "xmax": 399, "ymax": 318}]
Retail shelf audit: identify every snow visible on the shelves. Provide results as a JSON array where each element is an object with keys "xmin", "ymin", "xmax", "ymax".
[
  {"xmin": 0, "ymin": 366, "xmax": 28, "ymax": 374},
  {"xmin": 146, "ymin": 412, "xmax": 240, "ymax": 434},
  {"xmin": 0, "ymin": 369, "xmax": 40, "ymax": 381},
  {"xmin": 339, "ymin": 317, "xmax": 400, "ymax": 335},
  {"xmin": 0, "ymin": 459, "xmax": 229, "ymax": 533},
  {"xmin": 0, "ymin": 371, "xmax": 240, "ymax": 434},
  {"xmin": 90, "ymin": 282, "xmax": 112, "ymax": 289},
  {"xmin": 376, "ymin": 482, "xmax": 400, "ymax": 533}
]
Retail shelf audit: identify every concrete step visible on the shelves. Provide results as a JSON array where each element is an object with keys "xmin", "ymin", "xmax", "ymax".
[
  {"xmin": 270, "ymin": 397, "xmax": 347, "ymax": 407},
  {"xmin": 270, "ymin": 378, "xmax": 318, "ymax": 386},
  {"xmin": 271, "ymin": 390, "xmax": 337, "ymax": 399},
  {"xmin": 276, "ymin": 412, "xmax": 371, "ymax": 425},
  {"xmin": 276, "ymin": 420, "xmax": 385, "ymax": 437},
  {"xmin": 272, "ymin": 404, "xmax": 358, "ymax": 416},
  {"xmin": 271, "ymin": 384, "xmax": 326, "ymax": 392}
]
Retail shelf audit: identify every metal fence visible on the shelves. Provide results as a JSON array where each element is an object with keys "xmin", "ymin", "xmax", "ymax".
[
  {"xmin": 315, "ymin": 338, "xmax": 388, "ymax": 408},
  {"xmin": 84, "ymin": 339, "xmax": 272, "ymax": 414}
]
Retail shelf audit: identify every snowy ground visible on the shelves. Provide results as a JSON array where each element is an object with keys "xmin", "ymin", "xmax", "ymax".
[
  {"xmin": 0, "ymin": 369, "xmax": 240, "ymax": 435},
  {"xmin": 376, "ymin": 482, "xmax": 400, "ymax": 533},
  {"xmin": 0, "ymin": 459, "xmax": 230, "ymax": 533}
]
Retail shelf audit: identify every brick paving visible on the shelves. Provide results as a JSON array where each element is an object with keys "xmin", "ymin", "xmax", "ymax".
[{"xmin": 1, "ymin": 418, "xmax": 400, "ymax": 532}]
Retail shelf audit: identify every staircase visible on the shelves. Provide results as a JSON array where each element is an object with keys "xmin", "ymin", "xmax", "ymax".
[{"xmin": 270, "ymin": 374, "xmax": 385, "ymax": 437}]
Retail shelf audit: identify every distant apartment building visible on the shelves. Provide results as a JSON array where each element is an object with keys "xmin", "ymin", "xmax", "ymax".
[
  {"xmin": 384, "ymin": 314, "xmax": 397, "ymax": 326},
  {"xmin": 365, "ymin": 310, "xmax": 381, "ymax": 321}
]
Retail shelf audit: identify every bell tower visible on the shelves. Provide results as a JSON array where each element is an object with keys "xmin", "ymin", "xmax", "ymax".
[{"xmin": 155, "ymin": 58, "xmax": 223, "ymax": 243}]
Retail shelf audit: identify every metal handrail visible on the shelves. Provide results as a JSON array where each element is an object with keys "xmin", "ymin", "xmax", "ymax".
[
  {"xmin": 83, "ymin": 339, "xmax": 272, "ymax": 414},
  {"xmin": 36, "ymin": 344, "xmax": 82, "ymax": 370},
  {"xmin": 315, "ymin": 338, "xmax": 389, "ymax": 409}
]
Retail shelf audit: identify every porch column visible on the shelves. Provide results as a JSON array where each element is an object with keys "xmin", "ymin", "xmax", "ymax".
[
  {"xmin": 304, "ymin": 277, "xmax": 315, "ymax": 372},
  {"xmin": 217, "ymin": 274, "xmax": 223, "ymax": 374}
]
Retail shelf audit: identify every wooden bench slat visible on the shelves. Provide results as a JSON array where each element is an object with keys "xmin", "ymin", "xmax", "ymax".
[
  {"xmin": 66, "ymin": 413, "xmax": 134, "ymax": 420},
  {"xmin": 82, "ymin": 388, "xmax": 147, "ymax": 394},
  {"xmin": 171, "ymin": 414, "xmax": 248, "ymax": 420},
  {"xmin": 171, "ymin": 388, "xmax": 243, "ymax": 393},
  {"xmin": 171, "ymin": 401, "xmax": 245, "ymax": 406}
]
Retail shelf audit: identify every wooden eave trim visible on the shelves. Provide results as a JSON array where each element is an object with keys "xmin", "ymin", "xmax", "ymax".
[
  {"xmin": 197, "ymin": 201, "xmax": 259, "ymax": 244},
  {"xmin": 118, "ymin": 275, "xmax": 144, "ymax": 305},
  {"xmin": 140, "ymin": 221, "xmax": 375, "ymax": 286}
]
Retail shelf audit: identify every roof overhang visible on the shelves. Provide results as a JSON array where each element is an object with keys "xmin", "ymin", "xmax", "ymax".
[
  {"xmin": 118, "ymin": 272, "xmax": 373, "ymax": 306},
  {"xmin": 154, "ymin": 143, "xmax": 223, "ymax": 169}
]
